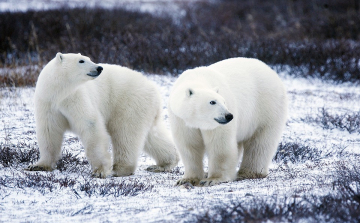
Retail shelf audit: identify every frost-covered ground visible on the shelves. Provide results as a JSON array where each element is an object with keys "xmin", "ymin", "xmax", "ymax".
[
  {"xmin": 0, "ymin": 0, "xmax": 203, "ymax": 19},
  {"xmin": 0, "ymin": 70, "xmax": 359, "ymax": 222},
  {"xmin": 0, "ymin": 1, "xmax": 359, "ymax": 222},
  {"xmin": 0, "ymin": 0, "xmax": 187, "ymax": 11}
]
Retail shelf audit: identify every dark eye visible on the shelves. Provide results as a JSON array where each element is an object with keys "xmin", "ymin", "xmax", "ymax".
[
  {"xmin": 79, "ymin": 60, "xmax": 85, "ymax": 63},
  {"xmin": 210, "ymin": 101, "xmax": 216, "ymax": 105}
]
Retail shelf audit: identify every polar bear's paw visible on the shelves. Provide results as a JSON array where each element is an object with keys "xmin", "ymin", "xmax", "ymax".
[
  {"xmin": 175, "ymin": 177, "xmax": 200, "ymax": 186},
  {"xmin": 236, "ymin": 170, "xmax": 267, "ymax": 180},
  {"xmin": 25, "ymin": 165, "xmax": 52, "ymax": 172},
  {"xmin": 112, "ymin": 164, "xmax": 134, "ymax": 177},
  {"xmin": 92, "ymin": 171, "xmax": 107, "ymax": 179},
  {"xmin": 91, "ymin": 167, "xmax": 110, "ymax": 179},
  {"xmin": 199, "ymin": 178, "xmax": 228, "ymax": 187},
  {"xmin": 146, "ymin": 164, "xmax": 173, "ymax": 173}
]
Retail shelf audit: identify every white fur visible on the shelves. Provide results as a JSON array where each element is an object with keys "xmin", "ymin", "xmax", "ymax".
[
  {"xmin": 29, "ymin": 53, "xmax": 179, "ymax": 178},
  {"xmin": 169, "ymin": 57, "xmax": 288, "ymax": 186}
]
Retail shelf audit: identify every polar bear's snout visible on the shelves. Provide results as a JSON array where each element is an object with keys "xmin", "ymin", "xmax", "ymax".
[
  {"xmin": 97, "ymin": 66, "xmax": 103, "ymax": 74},
  {"xmin": 225, "ymin": 113, "xmax": 233, "ymax": 122},
  {"xmin": 215, "ymin": 113, "xmax": 233, "ymax": 124},
  {"xmin": 87, "ymin": 66, "xmax": 103, "ymax": 77}
]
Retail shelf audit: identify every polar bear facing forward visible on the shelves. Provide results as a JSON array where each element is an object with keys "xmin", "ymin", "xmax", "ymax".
[
  {"xmin": 169, "ymin": 57, "xmax": 287, "ymax": 186},
  {"xmin": 27, "ymin": 53, "xmax": 179, "ymax": 178}
]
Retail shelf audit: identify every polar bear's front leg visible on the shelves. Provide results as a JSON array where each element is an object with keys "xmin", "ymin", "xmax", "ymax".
[
  {"xmin": 237, "ymin": 126, "xmax": 280, "ymax": 180},
  {"xmin": 171, "ymin": 119, "xmax": 205, "ymax": 186},
  {"xmin": 200, "ymin": 128, "xmax": 238, "ymax": 187},
  {"xmin": 78, "ymin": 119, "xmax": 112, "ymax": 178},
  {"xmin": 26, "ymin": 113, "xmax": 66, "ymax": 172},
  {"xmin": 27, "ymin": 126, "xmax": 64, "ymax": 171},
  {"xmin": 175, "ymin": 140, "xmax": 205, "ymax": 186}
]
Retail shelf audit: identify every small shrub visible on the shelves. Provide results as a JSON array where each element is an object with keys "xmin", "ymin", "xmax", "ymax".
[
  {"xmin": 16, "ymin": 172, "xmax": 55, "ymax": 193},
  {"xmin": 1, "ymin": 171, "xmax": 76, "ymax": 193},
  {"xmin": 304, "ymin": 108, "xmax": 360, "ymax": 133},
  {"xmin": 273, "ymin": 142, "xmax": 323, "ymax": 164},
  {"xmin": 79, "ymin": 178, "xmax": 153, "ymax": 197},
  {"xmin": 1, "ymin": 0, "xmax": 360, "ymax": 85},
  {"xmin": 195, "ymin": 197, "xmax": 309, "ymax": 223},
  {"xmin": 0, "ymin": 143, "xmax": 39, "ymax": 167},
  {"xmin": 56, "ymin": 150, "xmax": 89, "ymax": 172},
  {"xmin": 334, "ymin": 162, "xmax": 360, "ymax": 206},
  {"xmin": 0, "ymin": 146, "xmax": 16, "ymax": 167},
  {"xmin": 196, "ymin": 162, "xmax": 360, "ymax": 222}
]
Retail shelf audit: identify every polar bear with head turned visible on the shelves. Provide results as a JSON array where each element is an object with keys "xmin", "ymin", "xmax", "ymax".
[
  {"xmin": 169, "ymin": 57, "xmax": 288, "ymax": 187},
  {"xmin": 27, "ymin": 52, "xmax": 179, "ymax": 178},
  {"xmin": 170, "ymin": 86, "xmax": 234, "ymax": 130}
]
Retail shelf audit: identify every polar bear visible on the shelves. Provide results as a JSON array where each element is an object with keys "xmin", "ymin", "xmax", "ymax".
[
  {"xmin": 169, "ymin": 57, "xmax": 287, "ymax": 187},
  {"xmin": 27, "ymin": 53, "xmax": 179, "ymax": 178}
]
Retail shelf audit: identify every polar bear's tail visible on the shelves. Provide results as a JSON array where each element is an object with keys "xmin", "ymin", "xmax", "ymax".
[{"xmin": 144, "ymin": 113, "xmax": 179, "ymax": 172}]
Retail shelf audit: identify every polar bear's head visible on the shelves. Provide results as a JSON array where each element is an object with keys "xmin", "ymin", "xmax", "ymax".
[
  {"xmin": 54, "ymin": 52, "xmax": 103, "ymax": 84},
  {"xmin": 171, "ymin": 87, "xmax": 233, "ymax": 130}
]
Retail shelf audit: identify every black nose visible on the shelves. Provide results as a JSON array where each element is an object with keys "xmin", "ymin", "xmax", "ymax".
[
  {"xmin": 97, "ymin": 66, "xmax": 103, "ymax": 74},
  {"xmin": 225, "ymin": 113, "xmax": 233, "ymax": 122}
]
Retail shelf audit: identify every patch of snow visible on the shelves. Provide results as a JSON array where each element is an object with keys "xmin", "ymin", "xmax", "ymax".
[{"xmin": 0, "ymin": 70, "xmax": 359, "ymax": 222}]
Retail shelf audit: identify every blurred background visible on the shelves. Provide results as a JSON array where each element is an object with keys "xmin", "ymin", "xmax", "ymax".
[{"xmin": 1, "ymin": 0, "xmax": 360, "ymax": 86}]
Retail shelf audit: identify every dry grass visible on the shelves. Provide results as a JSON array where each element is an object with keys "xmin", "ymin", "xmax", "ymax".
[
  {"xmin": 0, "ymin": 1, "xmax": 359, "ymax": 221},
  {"xmin": 1, "ymin": 0, "xmax": 360, "ymax": 86},
  {"xmin": 196, "ymin": 162, "xmax": 360, "ymax": 222},
  {"xmin": 303, "ymin": 108, "xmax": 360, "ymax": 134}
]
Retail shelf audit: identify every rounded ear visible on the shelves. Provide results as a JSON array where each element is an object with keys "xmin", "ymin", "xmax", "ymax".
[
  {"xmin": 187, "ymin": 88, "xmax": 193, "ymax": 97},
  {"xmin": 56, "ymin": 52, "xmax": 63, "ymax": 63}
]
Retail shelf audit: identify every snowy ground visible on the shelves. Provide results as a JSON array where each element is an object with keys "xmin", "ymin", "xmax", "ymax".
[
  {"xmin": 0, "ymin": 0, "xmax": 205, "ymax": 20},
  {"xmin": 0, "ymin": 0, "xmax": 188, "ymax": 11},
  {"xmin": 0, "ymin": 1, "xmax": 359, "ymax": 222},
  {"xmin": 0, "ymin": 70, "xmax": 359, "ymax": 222}
]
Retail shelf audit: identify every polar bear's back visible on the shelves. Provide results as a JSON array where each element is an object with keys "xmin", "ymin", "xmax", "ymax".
[
  {"xmin": 209, "ymin": 57, "xmax": 286, "ymax": 102},
  {"xmin": 96, "ymin": 63, "xmax": 155, "ymax": 89},
  {"xmin": 209, "ymin": 57, "xmax": 280, "ymax": 86},
  {"xmin": 209, "ymin": 57, "xmax": 287, "ymax": 141},
  {"xmin": 83, "ymin": 63, "xmax": 161, "ymax": 123}
]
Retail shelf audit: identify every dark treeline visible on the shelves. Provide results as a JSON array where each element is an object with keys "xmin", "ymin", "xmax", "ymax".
[{"xmin": 1, "ymin": 0, "xmax": 360, "ymax": 86}]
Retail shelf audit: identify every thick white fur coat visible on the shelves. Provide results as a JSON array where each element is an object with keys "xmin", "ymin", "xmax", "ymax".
[
  {"xmin": 169, "ymin": 57, "xmax": 288, "ymax": 186},
  {"xmin": 30, "ymin": 53, "xmax": 179, "ymax": 177}
]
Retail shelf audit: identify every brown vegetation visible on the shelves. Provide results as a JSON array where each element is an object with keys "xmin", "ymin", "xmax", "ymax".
[{"xmin": 1, "ymin": 0, "xmax": 360, "ymax": 86}]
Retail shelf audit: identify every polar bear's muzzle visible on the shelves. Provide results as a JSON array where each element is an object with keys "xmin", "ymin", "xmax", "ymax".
[
  {"xmin": 214, "ymin": 113, "xmax": 233, "ymax": 125},
  {"xmin": 87, "ymin": 66, "xmax": 103, "ymax": 77}
]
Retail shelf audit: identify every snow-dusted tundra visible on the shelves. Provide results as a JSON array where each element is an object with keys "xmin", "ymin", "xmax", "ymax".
[
  {"xmin": 0, "ymin": 1, "xmax": 359, "ymax": 222},
  {"xmin": 0, "ymin": 65, "xmax": 359, "ymax": 221}
]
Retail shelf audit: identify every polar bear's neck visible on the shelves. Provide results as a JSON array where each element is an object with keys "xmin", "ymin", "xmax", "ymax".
[{"xmin": 35, "ymin": 63, "xmax": 81, "ymax": 103}]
